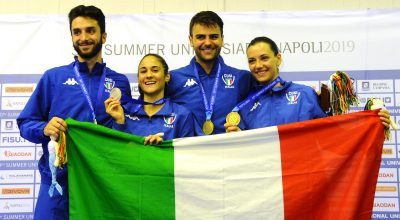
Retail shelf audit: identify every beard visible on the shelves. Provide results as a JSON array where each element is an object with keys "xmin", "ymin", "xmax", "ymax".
[{"xmin": 73, "ymin": 41, "xmax": 103, "ymax": 59}]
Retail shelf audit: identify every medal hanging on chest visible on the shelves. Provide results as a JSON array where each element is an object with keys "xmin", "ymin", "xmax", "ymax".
[
  {"xmin": 193, "ymin": 60, "xmax": 222, "ymax": 135},
  {"xmin": 202, "ymin": 120, "xmax": 215, "ymax": 135}
]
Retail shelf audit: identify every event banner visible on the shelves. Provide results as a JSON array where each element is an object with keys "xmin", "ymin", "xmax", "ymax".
[{"xmin": 0, "ymin": 9, "xmax": 399, "ymax": 219}]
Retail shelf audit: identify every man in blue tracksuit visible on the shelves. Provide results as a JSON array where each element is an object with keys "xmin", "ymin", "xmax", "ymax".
[
  {"xmin": 17, "ymin": 5, "xmax": 131, "ymax": 220},
  {"xmin": 167, "ymin": 11, "xmax": 253, "ymax": 135}
]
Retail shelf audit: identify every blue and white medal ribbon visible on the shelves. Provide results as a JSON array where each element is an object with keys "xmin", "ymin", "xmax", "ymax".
[
  {"xmin": 48, "ymin": 137, "xmax": 63, "ymax": 197},
  {"xmin": 192, "ymin": 59, "xmax": 222, "ymax": 134},
  {"xmin": 226, "ymin": 77, "xmax": 282, "ymax": 125},
  {"xmin": 73, "ymin": 62, "xmax": 107, "ymax": 124}
]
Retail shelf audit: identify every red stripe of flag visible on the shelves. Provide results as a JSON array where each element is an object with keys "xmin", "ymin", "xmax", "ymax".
[{"xmin": 278, "ymin": 110, "xmax": 384, "ymax": 220}]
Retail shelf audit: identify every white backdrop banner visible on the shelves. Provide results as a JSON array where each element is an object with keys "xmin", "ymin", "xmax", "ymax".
[{"xmin": 0, "ymin": 9, "xmax": 399, "ymax": 220}]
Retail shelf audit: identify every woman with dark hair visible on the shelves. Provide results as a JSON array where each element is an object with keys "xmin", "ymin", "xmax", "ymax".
[
  {"xmin": 105, "ymin": 54, "xmax": 199, "ymax": 144},
  {"xmin": 224, "ymin": 36, "xmax": 391, "ymax": 132}
]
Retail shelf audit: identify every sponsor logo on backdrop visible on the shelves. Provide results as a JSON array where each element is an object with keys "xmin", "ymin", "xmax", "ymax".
[
  {"xmin": 0, "ymin": 199, "xmax": 33, "ymax": 213},
  {"xmin": 373, "ymin": 198, "xmax": 399, "ymax": 212},
  {"xmin": 358, "ymin": 94, "xmax": 394, "ymax": 107},
  {"xmin": 381, "ymin": 145, "xmax": 396, "ymax": 159},
  {"xmin": 358, "ymin": 80, "xmax": 393, "ymax": 93},
  {"xmin": 1, "ymin": 187, "xmax": 31, "ymax": 195},
  {"xmin": 0, "ymin": 170, "xmax": 34, "ymax": 184},
  {"xmin": 1, "ymin": 119, "xmax": 19, "ymax": 132},
  {"xmin": 375, "ymin": 183, "xmax": 399, "ymax": 197},
  {"xmin": 0, "ymin": 185, "xmax": 33, "ymax": 199},
  {"xmin": 0, "ymin": 147, "xmax": 35, "ymax": 161},
  {"xmin": 1, "ymin": 97, "xmax": 29, "ymax": 110},
  {"xmin": 1, "ymin": 133, "xmax": 34, "ymax": 147},
  {"xmin": 1, "ymin": 84, "xmax": 36, "ymax": 96},
  {"xmin": 378, "ymin": 168, "xmax": 397, "ymax": 182},
  {"xmin": 376, "ymin": 184, "xmax": 397, "ymax": 194},
  {"xmin": 361, "ymin": 81, "xmax": 370, "ymax": 91}
]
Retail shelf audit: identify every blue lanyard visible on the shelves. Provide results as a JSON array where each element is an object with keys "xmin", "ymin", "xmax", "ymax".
[
  {"xmin": 73, "ymin": 62, "xmax": 107, "ymax": 124},
  {"xmin": 232, "ymin": 77, "xmax": 282, "ymax": 112},
  {"xmin": 193, "ymin": 60, "xmax": 222, "ymax": 121},
  {"xmin": 131, "ymin": 97, "xmax": 167, "ymax": 113}
]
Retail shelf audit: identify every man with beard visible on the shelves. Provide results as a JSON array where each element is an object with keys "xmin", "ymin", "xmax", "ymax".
[
  {"xmin": 167, "ymin": 11, "xmax": 253, "ymax": 135},
  {"xmin": 17, "ymin": 5, "xmax": 131, "ymax": 220}
]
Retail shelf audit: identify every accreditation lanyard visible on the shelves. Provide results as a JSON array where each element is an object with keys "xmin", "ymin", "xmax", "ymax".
[
  {"xmin": 73, "ymin": 62, "xmax": 107, "ymax": 124},
  {"xmin": 193, "ymin": 61, "xmax": 221, "ymax": 121},
  {"xmin": 231, "ymin": 77, "xmax": 282, "ymax": 112}
]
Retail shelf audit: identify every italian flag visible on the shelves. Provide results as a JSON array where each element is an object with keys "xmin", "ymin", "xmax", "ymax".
[{"xmin": 66, "ymin": 110, "xmax": 384, "ymax": 220}]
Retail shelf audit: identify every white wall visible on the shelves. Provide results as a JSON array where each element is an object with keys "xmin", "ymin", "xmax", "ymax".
[{"xmin": 0, "ymin": 0, "xmax": 399, "ymax": 14}]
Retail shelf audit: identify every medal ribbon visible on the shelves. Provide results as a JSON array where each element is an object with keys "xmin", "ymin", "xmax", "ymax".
[
  {"xmin": 231, "ymin": 77, "xmax": 282, "ymax": 112},
  {"xmin": 193, "ymin": 60, "xmax": 222, "ymax": 121},
  {"xmin": 48, "ymin": 137, "xmax": 63, "ymax": 197},
  {"xmin": 130, "ymin": 97, "xmax": 167, "ymax": 113},
  {"xmin": 73, "ymin": 61, "xmax": 107, "ymax": 124}
]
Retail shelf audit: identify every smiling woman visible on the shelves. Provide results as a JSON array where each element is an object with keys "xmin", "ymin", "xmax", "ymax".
[{"xmin": 104, "ymin": 53, "xmax": 200, "ymax": 144}]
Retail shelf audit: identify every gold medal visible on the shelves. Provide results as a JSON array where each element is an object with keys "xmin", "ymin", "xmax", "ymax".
[
  {"xmin": 202, "ymin": 120, "xmax": 214, "ymax": 135},
  {"xmin": 226, "ymin": 112, "xmax": 241, "ymax": 126},
  {"xmin": 110, "ymin": 88, "xmax": 122, "ymax": 101}
]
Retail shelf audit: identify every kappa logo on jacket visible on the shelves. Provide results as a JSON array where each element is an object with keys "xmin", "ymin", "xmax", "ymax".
[
  {"xmin": 126, "ymin": 115, "xmax": 140, "ymax": 121},
  {"xmin": 250, "ymin": 101, "xmax": 261, "ymax": 112},
  {"xmin": 222, "ymin": 74, "xmax": 235, "ymax": 88},
  {"xmin": 286, "ymin": 91, "xmax": 300, "ymax": 104},
  {"xmin": 183, "ymin": 78, "xmax": 198, "ymax": 87},
  {"xmin": 63, "ymin": 78, "xmax": 78, "ymax": 85},
  {"xmin": 164, "ymin": 114, "xmax": 176, "ymax": 128}
]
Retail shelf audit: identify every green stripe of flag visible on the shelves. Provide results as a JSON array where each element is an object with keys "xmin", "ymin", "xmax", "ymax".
[{"xmin": 66, "ymin": 118, "xmax": 175, "ymax": 220}]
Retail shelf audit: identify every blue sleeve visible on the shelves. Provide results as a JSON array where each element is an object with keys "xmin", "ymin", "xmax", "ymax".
[
  {"xmin": 17, "ymin": 72, "xmax": 52, "ymax": 144},
  {"xmin": 113, "ymin": 121, "xmax": 128, "ymax": 132}
]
